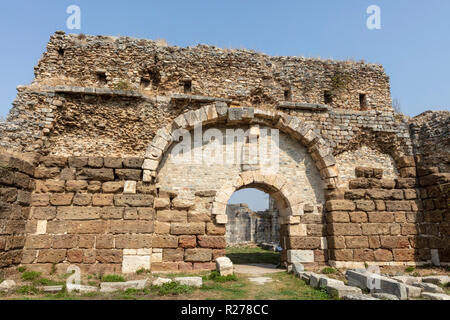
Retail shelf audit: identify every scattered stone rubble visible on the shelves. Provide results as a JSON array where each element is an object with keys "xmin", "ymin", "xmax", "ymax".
[
  {"xmin": 291, "ymin": 265, "xmax": 450, "ymax": 300},
  {"xmin": 215, "ymin": 257, "xmax": 234, "ymax": 276}
]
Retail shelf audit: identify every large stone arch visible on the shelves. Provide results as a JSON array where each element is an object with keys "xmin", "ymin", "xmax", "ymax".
[
  {"xmin": 145, "ymin": 103, "xmax": 333, "ymax": 267},
  {"xmin": 142, "ymin": 103, "xmax": 339, "ymax": 190}
]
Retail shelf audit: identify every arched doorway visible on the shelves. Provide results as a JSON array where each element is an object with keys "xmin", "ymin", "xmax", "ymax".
[
  {"xmin": 149, "ymin": 105, "xmax": 333, "ymax": 271},
  {"xmin": 226, "ymin": 187, "xmax": 282, "ymax": 266}
]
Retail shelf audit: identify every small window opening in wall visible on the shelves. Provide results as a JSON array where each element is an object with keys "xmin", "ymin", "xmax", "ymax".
[
  {"xmin": 57, "ymin": 48, "xmax": 65, "ymax": 57},
  {"xmin": 324, "ymin": 91, "xmax": 333, "ymax": 104},
  {"xmin": 284, "ymin": 89, "xmax": 292, "ymax": 101},
  {"xmin": 140, "ymin": 77, "xmax": 151, "ymax": 89},
  {"xmin": 183, "ymin": 80, "xmax": 192, "ymax": 94},
  {"xmin": 359, "ymin": 93, "xmax": 368, "ymax": 110},
  {"xmin": 148, "ymin": 67, "xmax": 161, "ymax": 86},
  {"xmin": 97, "ymin": 72, "xmax": 107, "ymax": 85}
]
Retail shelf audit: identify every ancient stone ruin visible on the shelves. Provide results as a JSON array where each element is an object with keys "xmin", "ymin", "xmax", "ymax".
[
  {"xmin": 226, "ymin": 200, "xmax": 280, "ymax": 246},
  {"xmin": 0, "ymin": 31, "xmax": 448, "ymax": 276}
]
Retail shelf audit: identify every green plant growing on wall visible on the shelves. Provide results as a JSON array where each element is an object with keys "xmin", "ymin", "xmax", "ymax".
[
  {"xmin": 113, "ymin": 80, "xmax": 133, "ymax": 91},
  {"xmin": 330, "ymin": 71, "xmax": 350, "ymax": 92}
]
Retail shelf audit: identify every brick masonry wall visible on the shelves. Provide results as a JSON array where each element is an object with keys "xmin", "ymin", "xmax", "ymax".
[
  {"xmin": 22, "ymin": 156, "xmax": 155, "ymax": 275},
  {"xmin": 410, "ymin": 111, "xmax": 449, "ymax": 264},
  {"xmin": 325, "ymin": 159, "xmax": 429, "ymax": 267},
  {"xmin": 417, "ymin": 170, "xmax": 449, "ymax": 263},
  {"xmin": 0, "ymin": 152, "xmax": 36, "ymax": 277}
]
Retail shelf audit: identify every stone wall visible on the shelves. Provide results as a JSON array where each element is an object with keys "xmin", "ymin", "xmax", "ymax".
[
  {"xmin": 22, "ymin": 156, "xmax": 155, "ymax": 274},
  {"xmin": 0, "ymin": 152, "xmax": 36, "ymax": 276},
  {"xmin": 226, "ymin": 203, "xmax": 280, "ymax": 245},
  {"xmin": 410, "ymin": 111, "xmax": 449, "ymax": 173},
  {"xmin": 325, "ymin": 163, "xmax": 426, "ymax": 268},
  {"xmin": 33, "ymin": 31, "xmax": 392, "ymax": 111}
]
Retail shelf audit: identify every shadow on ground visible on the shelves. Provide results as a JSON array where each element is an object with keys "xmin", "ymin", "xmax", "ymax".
[{"xmin": 226, "ymin": 247, "xmax": 281, "ymax": 265}]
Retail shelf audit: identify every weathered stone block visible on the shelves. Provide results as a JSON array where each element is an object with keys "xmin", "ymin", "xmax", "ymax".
[
  {"xmin": 156, "ymin": 210, "xmax": 187, "ymax": 222},
  {"xmin": 114, "ymin": 194, "xmax": 154, "ymax": 207},
  {"xmin": 57, "ymin": 207, "xmax": 101, "ymax": 220},
  {"xmin": 185, "ymin": 248, "xmax": 213, "ymax": 262},
  {"xmin": 197, "ymin": 236, "xmax": 226, "ymax": 249},
  {"xmin": 171, "ymin": 223, "xmax": 205, "ymax": 235},
  {"xmin": 163, "ymin": 248, "xmax": 185, "ymax": 262},
  {"xmin": 326, "ymin": 200, "xmax": 356, "ymax": 212},
  {"xmin": 152, "ymin": 235, "xmax": 179, "ymax": 248},
  {"xmin": 287, "ymin": 250, "xmax": 314, "ymax": 263},
  {"xmin": 77, "ymin": 168, "xmax": 114, "ymax": 181},
  {"xmin": 287, "ymin": 237, "xmax": 321, "ymax": 249},
  {"xmin": 206, "ymin": 223, "xmax": 226, "ymax": 235}
]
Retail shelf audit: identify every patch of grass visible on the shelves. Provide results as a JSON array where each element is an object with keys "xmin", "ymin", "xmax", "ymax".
[
  {"xmin": 33, "ymin": 278, "xmax": 63, "ymax": 286},
  {"xmin": 16, "ymin": 285, "xmax": 40, "ymax": 295},
  {"xmin": 152, "ymin": 282, "xmax": 194, "ymax": 296},
  {"xmin": 81, "ymin": 291, "xmax": 101, "ymax": 298},
  {"xmin": 321, "ymin": 267, "xmax": 338, "ymax": 275},
  {"xmin": 412, "ymin": 272, "xmax": 421, "ymax": 277},
  {"xmin": 101, "ymin": 274, "xmax": 126, "ymax": 283},
  {"xmin": 136, "ymin": 268, "xmax": 151, "ymax": 275},
  {"xmin": 88, "ymin": 281, "xmax": 98, "ymax": 287},
  {"xmin": 21, "ymin": 271, "xmax": 41, "ymax": 282},
  {"xmin": 254, "ymin": 273, "xmax": 332, "ymax": 300},
  {"xmin": 113, "ymin": 80, "xmax": 133, "ymax": 91},
  {"xmin": 114, "ymin": 288, "xmax": 151, "ymax": 300},
  {"xmin": 17, "ymin": 266, "xmax": 27, "ymax": 273},
  {"xmin": 226, "ymin": 247, "xmax": 280, "ymax": 265},
  {"xmin": 201, "ymin": 282, "xmax": 246, "ymax": 300},
  {"xmin": 50, "ymin": 264, "xmax": 57, "ymax": 275},
  {"xmin": 204, "ymin": 271, "xmax": 238, "ymax": 283},
  {"xmin": 405, "ymin": 266, "xmax": 415, "ymax": 273}
]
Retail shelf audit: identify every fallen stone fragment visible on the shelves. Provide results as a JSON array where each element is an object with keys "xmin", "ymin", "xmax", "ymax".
[
  {"xmin": 39, "ymin": 285, "xmax": 64, "ymax": 293},
  {"xmin": 319, "ymin": 277, "xmax": 345, "ymax": 289},
  {"xmin": 152, "ymin": 277, "xmax": 172, "ymax": 287},
  {"xmin": 216, "ymin": 257, "xmax": 233, "ymax": 276},
  {"xmin": 342, "ymin": 294, "xmax": 380, "ymax": 300},
  {"xmin": 421, "ymin": 276, "xmax": 450, "ymax": 286},
  {"xmin": 326, "ymin": 283, "xmax": 362, "ymax": 299},
  {"xmin": 404, "ymin": 284, "xmax": 422, "ymax": 298},
  {"xmin": 67, "ymin": 284, "xmax": 98, "ymax": 293},
  {"xmin": 248, "ymin": 277, "xmax": 273, "ymax": 285},
  {"xmin": 346, "ymin": 270, "xmax": 407, "ymax": 300},
  {"xmin": 421, "ymin": 292, "xmax": 450, "ymax": 300},
  {"xmin": 372, "ymin": 293, "xmax": 400, "ymax": 300},
  {"xmin": 298, "ymin": 271, "xmax": 313, "ymax": 283},
  {"xmin": 100, "ymin": 279, "xmax": 148, "ymax": 293},
  {"xmin": 416, "ymin": 282, "xmax": 445, "ymax": 294},
  {"xmin": 0, "ymin": 280, "xmax": 16, "ymax": 292},
  {"xmin": 392, "ymin": 276, "xmax": 422, "ymax": 286},
  {"xmin": 309, "ymin": 273, "xmax": 323, "ymax": 288},
  {"xmin": 174, "ymin": 277, "xmax": 203, "ymax": 288},
  {"xmin": 292, "ymin": 263, "xmax": 305, "ymax": 276}
]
